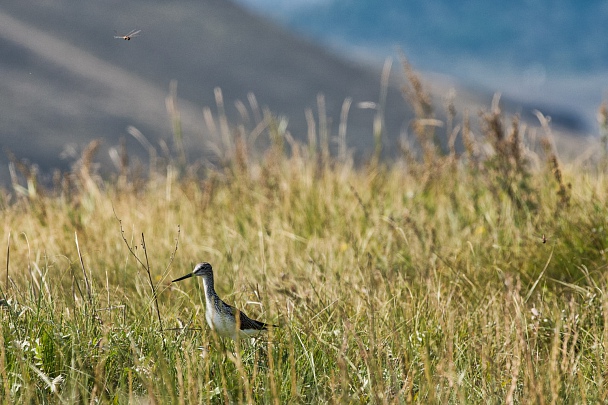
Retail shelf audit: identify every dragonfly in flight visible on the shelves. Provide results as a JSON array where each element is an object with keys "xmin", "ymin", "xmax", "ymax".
[{"xmin": 114, "ymin": 29, "xmax": 141, "ymax": 40}]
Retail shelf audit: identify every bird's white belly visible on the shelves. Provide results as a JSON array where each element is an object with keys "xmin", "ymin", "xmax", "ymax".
[
  {"xmin": 205, "ymin": 306, "xmax": 264, "ymax": 340},
  {"xmin": 207, "ymin": 309, "xmax": 238, "ymax": 339}
]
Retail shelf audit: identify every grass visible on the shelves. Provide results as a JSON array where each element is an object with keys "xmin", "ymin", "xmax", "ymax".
[{"xmin": 1, "ymin": 59, "xmax": 608, "ymax": 403}]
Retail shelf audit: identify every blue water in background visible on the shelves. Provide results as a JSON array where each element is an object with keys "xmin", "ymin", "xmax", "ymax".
[{"xmin": 235, "ymin": 0, "xmax": 608, "ymax": 133}]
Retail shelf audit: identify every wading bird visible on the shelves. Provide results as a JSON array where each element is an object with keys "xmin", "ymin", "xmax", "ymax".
[
  {"xmin": 114, "ymin": 29, "xmax": 141, "ymax": 40},
  {"xmin": 172, "ymin": 262, "xmax": 276, "ymax": 340}
]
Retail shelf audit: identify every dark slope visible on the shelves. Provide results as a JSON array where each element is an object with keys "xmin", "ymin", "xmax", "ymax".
[
  {"xmin": 0, "ymin": 0, "xmax": 589, "ymax": 184},
  {"xmin": 0, "ymin": 0, "xmax": 409, "ymax": 181}
]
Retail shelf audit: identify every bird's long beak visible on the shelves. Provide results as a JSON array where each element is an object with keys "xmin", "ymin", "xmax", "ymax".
[{"xmin": 172, "ymin": 273, "xmax": 194, "ymax": 283}]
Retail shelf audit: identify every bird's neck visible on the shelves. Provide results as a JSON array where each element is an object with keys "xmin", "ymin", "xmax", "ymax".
[{"xmin": 201, "ymin": 273, "xmax": 216, "ymax": 300}]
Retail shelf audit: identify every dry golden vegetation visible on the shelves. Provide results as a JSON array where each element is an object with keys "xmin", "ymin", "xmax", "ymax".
[{"xmin": 1, "ymin": 60, "xmax": 608, "ymax": 403}]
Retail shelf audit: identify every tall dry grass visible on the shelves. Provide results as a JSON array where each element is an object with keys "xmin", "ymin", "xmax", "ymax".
[{"xmin": 0, "ymin": 58, "xmax": 607, "ymax": 403}]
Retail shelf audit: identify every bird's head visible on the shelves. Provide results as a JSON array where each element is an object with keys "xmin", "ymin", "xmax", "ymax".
[{"xmin": 172, "ymin": 262, "xmax": 213, "ymax": 282}]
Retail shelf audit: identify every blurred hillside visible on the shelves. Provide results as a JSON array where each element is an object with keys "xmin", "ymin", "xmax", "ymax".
[
  {"xmin": 0, "ymin": 0, "xmax": 594, "ymax": 183},
  {"xmin": 236, "ymin": 0, "xmax": 607, "ymax": 133}
]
